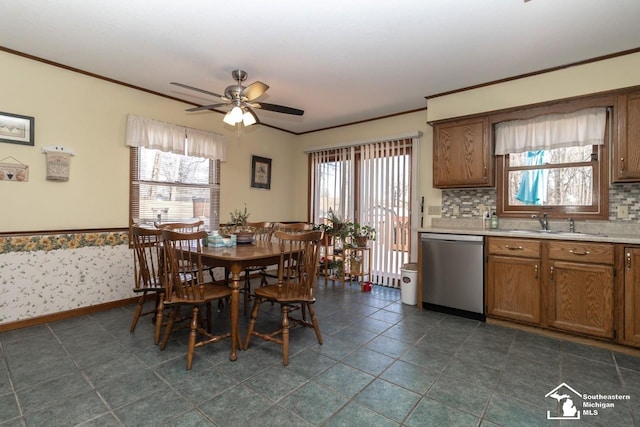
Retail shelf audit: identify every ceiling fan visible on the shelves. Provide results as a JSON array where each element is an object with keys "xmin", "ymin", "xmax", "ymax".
[{"xmin": 171, "ymin": 69, "xmax": 304, "ymax": 126}]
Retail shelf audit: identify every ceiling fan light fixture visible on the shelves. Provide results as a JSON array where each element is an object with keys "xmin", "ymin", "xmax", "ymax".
[
  {"xmin": 222, "ymin": 110, "xmax": 236, "ymax": 125},
  {"xmin": 230, "ymin": 106, "xmax": 243, "ymax": 122},
  {"xmin": 242, "ymin": 109, "xmax": 256, "ymax": 126}
]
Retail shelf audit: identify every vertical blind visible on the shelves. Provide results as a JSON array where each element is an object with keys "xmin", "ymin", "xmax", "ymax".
[{"xmin": 309, "ymin": 136, "xmax": 416, "ymax": 287}]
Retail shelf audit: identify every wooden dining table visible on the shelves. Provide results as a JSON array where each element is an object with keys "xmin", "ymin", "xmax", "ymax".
[{"xmin": 199, "ymin": 240, "xmax": 282, "ymax": 361}]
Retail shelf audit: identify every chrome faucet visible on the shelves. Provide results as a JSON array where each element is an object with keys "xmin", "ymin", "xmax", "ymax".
[{"xmin": 532, "ymin": 213, "xmax": 548, "ymax": 231}]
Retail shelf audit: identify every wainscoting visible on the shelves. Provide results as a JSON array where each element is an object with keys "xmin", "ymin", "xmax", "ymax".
[{"xmin": 0, "ymin": 231, "xmax": 132, "ymax": 326}]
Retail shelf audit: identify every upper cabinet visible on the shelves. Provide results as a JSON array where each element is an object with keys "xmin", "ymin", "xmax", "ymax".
[
  {"xmin": 613, "ymin": 90, "xmax": 640, "ymax": 182},
  {"xmin": 432, "ymin": 117, "xmax": 493, "ymax": 188}
]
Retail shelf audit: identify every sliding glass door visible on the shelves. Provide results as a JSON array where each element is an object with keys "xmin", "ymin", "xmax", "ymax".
[{"xmin": 310, "ymin": 138, "xmax": 414, "ymax": 287}]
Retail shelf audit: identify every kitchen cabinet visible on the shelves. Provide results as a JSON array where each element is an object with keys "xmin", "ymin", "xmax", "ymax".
[
  {"xmin": 486, "ymin": 237, "xmax": 617, "ymax": 340},
  {"xmin": 547, "ymin": 241, "xmax": 614, "ymax": 339},
  {"xmin": 613, "ymin": 90, "xmax": 640, "ymax": 182},
  {"xmin": 624, "ymin": 248, "xmax": 640, "ymax": 346},
  {"xmin": 432, "ymin": 117, "xmax": 493, "ymax": 188},
  {"xmin": 486, "ymin": 237, "xmax": 541, "ymax": 325}
]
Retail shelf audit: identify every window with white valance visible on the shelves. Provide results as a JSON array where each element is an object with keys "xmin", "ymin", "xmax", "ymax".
[
  {"xmin": 495, "ymin": 106, "xmax": 610, "ymax": 219},
  {"xmin": 495, "ymin": 107, "xmax": 607, "ymax": 155},
  {"xmin": 125, "ymin": 114, "xmax": 227, "ymax": 160},
  {"xmin": 127, "ymin": 114, "xmax": 225, "ymax": 229}
]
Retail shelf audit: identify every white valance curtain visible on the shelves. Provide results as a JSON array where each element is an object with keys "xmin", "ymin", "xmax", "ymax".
[
  {"xmin": 125, "ymin": 114, "xmax": 227, "ymax": 160},
  {"xmin": 494, "ymin": 107, "xmax": 607, "ymax": 155}
]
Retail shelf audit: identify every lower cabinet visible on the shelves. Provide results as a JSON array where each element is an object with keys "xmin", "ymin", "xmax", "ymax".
[
  {"xmin": 547, "ymin": 241, "xmax": 614, "ymax": 339},
  {"xmin": 487, "ymin": 238, "xmax": 541, "ymax": 325},
  {"xmin": 624, "ymin": 248, "xmax": 640, "ymax": 346},
  {"xmin": 487, "ymin": 237, "xmax": 616, "ymax": 341}
]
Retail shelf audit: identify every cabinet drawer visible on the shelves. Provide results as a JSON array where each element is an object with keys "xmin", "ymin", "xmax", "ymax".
[
  {"xmin": 488, "ymin": 237, "xmax": 540, "ymax": 258},
  {"xmin": 547, "ymin": 241, "xmax": 614, "ymax": 264}
]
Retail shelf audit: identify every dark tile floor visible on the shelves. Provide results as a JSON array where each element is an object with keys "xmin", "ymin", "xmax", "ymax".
[{"xmin": 1, "ymin": 280, "xmax": 640, "ymax": 426}]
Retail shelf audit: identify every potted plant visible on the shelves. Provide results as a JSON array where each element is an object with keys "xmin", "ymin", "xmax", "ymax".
[
  {"xmin": 229, "ymin": 204, "xmax": 254, "ymax": 243},
  {"xmin": 313, "ymin": 223, "xmax": 334, "ymax": 245},
  {"xmin": 326, "ymin": 208, "xmax": 346, "ymax": 238},
  {"xmin": 350, "ymin": 222, "xmax": 376, "ymax": 247}
]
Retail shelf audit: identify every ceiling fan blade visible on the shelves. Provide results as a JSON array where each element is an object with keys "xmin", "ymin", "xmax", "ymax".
[
  {"xmin": 170, "ymin": 82, "xmax": 224, "ymax": 99},
  {"xmin": 241, "ymin": 81, "xmax": 269, "ymax": 101},
  {"xmin": 254, "ymin": 102, "xmax": 304, "ymax": 116},
  {"xmin": 186, "ymin": 103, "xmax": 229, "ymax": 112}
]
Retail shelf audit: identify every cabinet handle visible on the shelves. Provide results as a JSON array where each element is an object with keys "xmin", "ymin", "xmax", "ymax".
[
  {"xmin": 569, "ymin": 249, "xmax": 590, "ymax": 256},
  {"xmin": 534, "ymin": 264, "xmax": 538, "ymax": 280},
  {"xmin": 504, "ymin": 245, "xmax": 523, "ymax": 251},
  {"xmin": 550, "ymin": 265, "xmax": 554, "ymax": 281},
  {"xmin": 621, "ymin": 157, "xmax": 625, "ymax": 172},
  {"xmin": 627, "ymin": 252, "xmax": 632, "ymax": 271}
]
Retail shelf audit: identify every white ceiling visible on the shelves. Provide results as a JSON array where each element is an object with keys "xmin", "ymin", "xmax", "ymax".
[{"xmin": 1, "ymin": 0, "xmax": 640, "ymax": 134}]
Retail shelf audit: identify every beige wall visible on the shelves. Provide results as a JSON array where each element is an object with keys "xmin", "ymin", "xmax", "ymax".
[
  {"xmin": 427, "ymin": 52, "xmax": 640, "ymax": 122},
  {"xmin": 4, "ymin": 50, "xmax": 640, "ymax": 233},
  {"xmin": 294, "ymin": 110, "xmax": 439, "ymax": 223},
  {"xmin": 0, "ymin": 52, "xmax": 297, "ymax": 232}
]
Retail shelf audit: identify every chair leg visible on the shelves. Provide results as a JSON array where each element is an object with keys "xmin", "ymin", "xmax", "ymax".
[
  {"xmin": 306, "ymin": 303, "xmax": 323, "ymax": 345},
  {"xmin": 282, "ymin": 305, "xmax": 290, "ymax": 366},
  {"xmin": 186, "ymin": 306, "xmax": 198, "ymax": 370},
  {"xmin": 160, "ymin": 306, "xmax": 179, "ymax": 350},
  {"xmin": 243, "ymin": 298, "xmax": 262, "ymax": 350},
  {"xmin": 154, "ymin": 295, "xmax": 165, "ymax": 345},
  {"xmin": 130, "ymin": 292, "xmax": 146, "ymax": 333}
]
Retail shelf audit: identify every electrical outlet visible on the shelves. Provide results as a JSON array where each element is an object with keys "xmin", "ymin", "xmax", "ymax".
[
  {"xmin": 618, "ymin": 204, "xmax": 629, "ymax": 219},
  {"xmin": 452, "ymin": 205, "xmax": 460, "ymax": 216},
  {"xmin": 478, "ymin": 204, "xmax": 485, "ymax": 216},
  {"xmin": 427, "ymin": 205, "xmax": 441, "ymax": 215}
]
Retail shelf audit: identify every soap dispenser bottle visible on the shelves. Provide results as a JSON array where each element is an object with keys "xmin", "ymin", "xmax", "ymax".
[{"xmin": 490, "ymin": 212, "xmax": 499, "ymax": 229}]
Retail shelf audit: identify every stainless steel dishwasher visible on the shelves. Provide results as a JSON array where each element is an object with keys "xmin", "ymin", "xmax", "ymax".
[{"xmin": 421, "ymin": 233, "xmax": 485, "ymax": 321}]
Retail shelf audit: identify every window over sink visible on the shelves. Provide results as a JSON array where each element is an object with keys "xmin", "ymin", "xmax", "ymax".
[{"xmin": 495, "ymin": 104, "xmax": 611, "ymax": 220}]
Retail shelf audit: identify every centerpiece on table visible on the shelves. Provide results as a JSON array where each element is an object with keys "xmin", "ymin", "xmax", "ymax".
[{"xmin": 228, "ymin": 204, "xmax": 255, "ymax": 244}]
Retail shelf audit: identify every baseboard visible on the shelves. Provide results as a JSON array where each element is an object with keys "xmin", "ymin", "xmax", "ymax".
[{"xmin": 0, "ymin": 297, "xmax": 139, "ymax": 333}]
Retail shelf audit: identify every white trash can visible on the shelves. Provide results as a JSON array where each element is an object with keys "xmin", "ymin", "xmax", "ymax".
[{"xmin": 400, "ymin": 262, "xmax": 418, "ymax": 305}]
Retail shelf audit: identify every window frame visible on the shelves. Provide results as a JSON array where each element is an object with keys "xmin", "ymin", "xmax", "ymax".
[
  {"xmin": 129, "ymin": 147, "xmax": 220, "ymax": 229},
  {"xmin": 493, "ymin": 95, "xmax": 613, "ymax": 220}
]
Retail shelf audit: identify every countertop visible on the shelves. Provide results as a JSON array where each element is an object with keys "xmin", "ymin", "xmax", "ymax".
[{"xmin": 417, "ymin": 218, "xmax": 640, "ymax": 245}]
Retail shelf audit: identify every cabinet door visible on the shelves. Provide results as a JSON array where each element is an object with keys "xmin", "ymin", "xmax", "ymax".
[
  {"xmin": 624, "ymin": 248, "xmax": 640, "ymax": 346},
  {"xmin": 487, "ymin": 255, "xmax": 540, "ymax": 324},
  {"xmin": 548, "ymin": 261, "xmax": 614, "ymax": 338},
  {"xmin": 433, "ymin": 117, "xmax": 493, "ymax": 188},
  {"xmin": 613, "ymin": 91, "xmax": 640, "ymax": 182}
]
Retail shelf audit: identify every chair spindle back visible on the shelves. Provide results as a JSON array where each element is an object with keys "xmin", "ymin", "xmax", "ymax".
[
  {"xmin": 131, "ymin": 226, "xmax": 164, "ymax": 290},
  {"xmin": 161, "ymin": 229, "xmax": 209, "ymax": 302},
  {"xmin": 274, "ymin": 230, "xmax": 323, "ymax": 299}
]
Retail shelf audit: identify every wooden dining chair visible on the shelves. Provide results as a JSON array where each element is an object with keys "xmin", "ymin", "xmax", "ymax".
[
  {"xmin": 260, "ymin": 222, "xmax": 314, "ymax": 286},
  {"xmin": 130, "ymin": 225, "xmax": 165, "ymax": 342},
  {"xmin": 156, "ymin": 229, "xmax": 234, "ymax": 370},
  {"xmin": 155, "ymin": 220, "xmax": 216, "ymax": 281},
  {"xmin": 240, "ymin": 221, "xmax": 274, "ymax": 314},
  {"xmin": 244, "ymin": 230, "xmax": 324, "ymax": 365},
  {"xmin": 273, "ymin": 222, "xmax": 313, "ymax": 233}
]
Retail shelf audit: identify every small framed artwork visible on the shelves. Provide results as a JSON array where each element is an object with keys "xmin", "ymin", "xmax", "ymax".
[
  {"xmin": 0, "ymin": 112, "xmax": 35, "ymax": 146},
  {"xmin": 251, "ymin": 155, "xmax": 271, "ymax": 189}
]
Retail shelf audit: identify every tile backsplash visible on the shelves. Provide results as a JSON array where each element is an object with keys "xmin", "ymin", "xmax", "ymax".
[{"xmin": 442, "ymin": 182, "xmax": 640, "ymax": 222}]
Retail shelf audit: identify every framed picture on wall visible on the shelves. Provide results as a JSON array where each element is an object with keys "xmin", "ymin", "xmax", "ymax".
[
  {"xmin": 251, "ymin": 155, "xmax": 271, "ymax": 190},
  {"xmin": 0, "ymin": 112, "xmax": 35, "ymax": 146}
]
